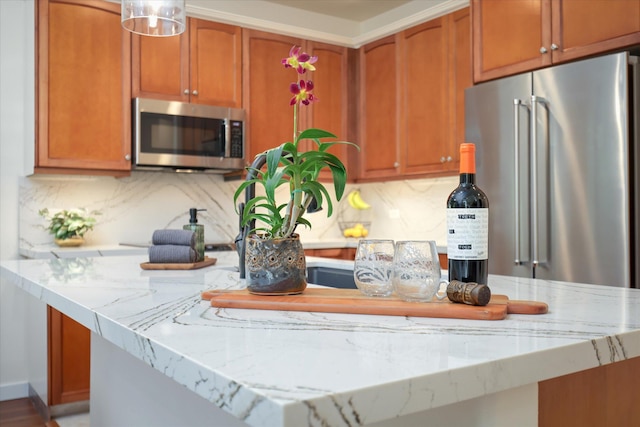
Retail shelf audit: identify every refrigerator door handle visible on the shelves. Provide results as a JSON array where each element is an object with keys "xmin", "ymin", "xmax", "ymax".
[
  {"xmin": 530, "ymin": 95, "xmax": 547, "ymax": 268},
  {"xmin": 513, "ymin": 99, "xmax": 523, "ymax": 265}
]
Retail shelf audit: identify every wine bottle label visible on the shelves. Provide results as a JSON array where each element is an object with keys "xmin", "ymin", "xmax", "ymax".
[{"xmin": 446, "ymin": 208, "xmax": 488, "ymax": 260}]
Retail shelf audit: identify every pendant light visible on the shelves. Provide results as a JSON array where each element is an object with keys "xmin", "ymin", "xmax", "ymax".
[{"xmin": 121, "ymin": 0, "xmax": 186, "ymax": 37}]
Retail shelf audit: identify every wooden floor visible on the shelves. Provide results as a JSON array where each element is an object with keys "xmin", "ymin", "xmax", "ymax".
[{"xmin": 0, "ymin": 398, "xmax": 59, "ymax": 427}]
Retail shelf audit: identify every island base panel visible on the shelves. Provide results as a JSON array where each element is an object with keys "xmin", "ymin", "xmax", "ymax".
[
  {"xmin": 89, "ymin": 333, "xmax": 538, "ymax": 427},
  {"xmin": 539, "ymin": 356, "xmax": 640, "ymax": 426},
  {"xmin": 90, "ymin": 333, "xmax": 248, "ymax": 427}
]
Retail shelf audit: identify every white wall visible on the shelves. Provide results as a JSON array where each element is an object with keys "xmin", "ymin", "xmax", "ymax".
[{"xmin": 0, "ymin": 0, "xmax": 37, "ymax": 400}]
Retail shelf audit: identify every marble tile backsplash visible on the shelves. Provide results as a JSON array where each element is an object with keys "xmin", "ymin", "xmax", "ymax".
[{"xmin": 19, "ymin": 172, "xmax": 457, "ymax": 249}]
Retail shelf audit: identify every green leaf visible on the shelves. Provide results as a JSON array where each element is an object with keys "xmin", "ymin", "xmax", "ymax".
[
  {"xmin": 297, "ymin": 128, "xmax": 337, "ymax": 141},
  {"xmin": 317, "ymin": 140, "xmax": 360, "ymax": 152},
  {"xmin": 329, "ymin": 164, "xmax": 348, "ymax": 200},
  {"xmin": 265, "ymin": 145, "xmax": 284, "ymax": 179}
]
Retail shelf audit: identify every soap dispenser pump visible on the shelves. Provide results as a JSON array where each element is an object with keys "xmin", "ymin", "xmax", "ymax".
[{"xmin": 184, "ymin": 208, "xmax": 206, "ymax": 262}]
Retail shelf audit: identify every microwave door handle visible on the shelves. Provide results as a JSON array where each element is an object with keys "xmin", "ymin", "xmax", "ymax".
[{"xmin": 222, "ymin": 120, "xmax": 228, "ymax": 157}]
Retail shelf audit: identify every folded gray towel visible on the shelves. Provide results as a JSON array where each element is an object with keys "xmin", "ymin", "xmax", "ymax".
[
  {"xmin": 148, "ymin": 245, "xmax": 198, "ymax": 263},
  {"xmin": 151, "ymin": 229, "xmax": 195, "ymax": 247}
]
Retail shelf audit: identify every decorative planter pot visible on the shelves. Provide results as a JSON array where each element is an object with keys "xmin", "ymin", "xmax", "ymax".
[
  {"xmin": 54, "ymin": 236, "xmax": 85, "ymax": 247},
  {"xmin": 245, "ymin": 234, "xmax": 307, "ymax": 295}
]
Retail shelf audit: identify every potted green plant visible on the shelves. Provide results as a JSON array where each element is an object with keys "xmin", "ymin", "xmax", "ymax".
[
  {"xmin": 234, "ymin": 45, "xmax": 358, "ymax": 295},
  {"xmin": 39, "ymin": 208, "xmax": 100, "ymax": 247}
]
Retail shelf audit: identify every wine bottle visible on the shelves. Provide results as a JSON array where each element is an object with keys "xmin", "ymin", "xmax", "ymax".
[{"xmin": 446, "ymin": 143, "xmax": 489, "ymax": 285}]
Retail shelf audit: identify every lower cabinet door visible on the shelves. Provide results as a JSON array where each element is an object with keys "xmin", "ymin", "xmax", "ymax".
[{"xmin": 48, "ymin": 307, "xmax": 90, "ymax": 405}]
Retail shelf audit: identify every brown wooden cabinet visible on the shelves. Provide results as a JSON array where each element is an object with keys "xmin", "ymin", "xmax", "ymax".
[
  {"xmin": 358, "ymin": 35, "xmax": 398, "ymax": 180},
  {"xmin": 242, "ymin": 30, "xmax": 305, "ymax": 162},
  {"xmin": 401, "ymin": 17, "xmax": 450, "ymax": 176},
  {"xmin": 242, "ymin": 31, "xmax": 355, "ymax": 175},
  {"xmin": 303, "ymin": 42, "xmax": 359, "ymax": 181},
  {"xmin": 47, "ymin": 307, "xmax": 90, "ymax": 406},
  {"xmin": 36, "ymin": 0, "xmax": 131, "ymax": 176},
  {"xmin": 132, "ymin": 18, "xmax": 242, "ymax": 108},
  {"xmin": 448, "ymin": 8, "xmax": 472, "ymax": 170},
  {"xmin": 539, "ymin": 356, "xmax": 640, "ymax": 426},
  {"xmin": 359, "ymin": 8, "xmax": 471, "ymax": 180},
  {"xmin": 472, "ymin": 0, "xmax": 640, "ymax": 82},
  {"xmin": 438, "ymin": 252, "xmax": 448, "ymax": 269}
]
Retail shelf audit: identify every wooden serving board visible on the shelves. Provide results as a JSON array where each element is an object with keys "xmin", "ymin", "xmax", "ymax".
[
  {"xmin": 201, "ymin": 288, "xmax": 548, "ymax": 321},
  {"xmin": 140, "ymin": 256, "xmax": 217, "ymax": 270}
]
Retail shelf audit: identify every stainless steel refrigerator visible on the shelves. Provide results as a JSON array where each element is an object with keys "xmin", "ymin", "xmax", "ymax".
[{"xmin": 465, "ymin": 52, "xmax": 639, "ymax": 288}]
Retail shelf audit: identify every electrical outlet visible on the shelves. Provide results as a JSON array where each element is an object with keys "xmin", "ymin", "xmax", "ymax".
[{"xmin": 389, "ymin": 209, "xmax": 400, "ymax": 219}]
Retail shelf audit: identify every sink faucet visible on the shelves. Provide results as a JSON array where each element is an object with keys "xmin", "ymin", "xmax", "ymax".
[
  {"xmin": 235, "ymin": 153, "xmax": 266, "ymax": 279},
  {"xmin": 234, "ymin": 152, "xmax": 324, "ymax": 278}
]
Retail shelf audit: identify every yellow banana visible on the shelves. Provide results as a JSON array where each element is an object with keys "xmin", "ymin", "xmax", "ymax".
[
  {"xmin": 351, "ymin": 190, "xmax": 371, "ymax": 210},
  {"xmin": 347, "ymin": 190, "xmax": 357, "ymax": 209}
]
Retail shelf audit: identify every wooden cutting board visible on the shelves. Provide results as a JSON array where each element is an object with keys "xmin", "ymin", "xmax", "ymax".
[
  {"xmin": 140, "ymin": 256, "xmax": 217, "ymax": 270},
  {"xmin": 201, "ymin": 288, "xmax": 548, "ymax": 321}
]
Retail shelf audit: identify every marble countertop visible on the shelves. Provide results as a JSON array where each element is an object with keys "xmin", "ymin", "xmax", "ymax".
[
  {"xmin": 19, "ymin": 239, "xmax": 447, "ymax": 259},
  {"xmin": 2, "ymin": 253, "xmax": 639, "ymax": 426},
  {"xmin": 18, "ymin": 241, "xmax": 356, "ymax": 260},
  {"xmin": 19, "ymin": 243, "xmax": 149, "ymax": 259}
]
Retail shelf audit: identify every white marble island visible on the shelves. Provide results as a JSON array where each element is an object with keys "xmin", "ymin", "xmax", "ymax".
[{"xmin": 1, "ymin": 253, "xmax": 639, "ymax": 427}]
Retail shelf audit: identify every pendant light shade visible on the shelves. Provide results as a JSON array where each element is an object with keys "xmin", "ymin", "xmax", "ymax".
[{"xmin": 121, "ymin": 0, "xmax": 186, "ymax": 37}]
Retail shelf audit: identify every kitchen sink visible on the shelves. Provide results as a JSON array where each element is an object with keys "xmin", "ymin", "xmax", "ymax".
[
  {"xmin": 204, "ymin": 243, "xmax": 236, "ymax": 252},
  {"xmin": 306, "ymin": 266, "xmax": 356, "ymax": 289}
]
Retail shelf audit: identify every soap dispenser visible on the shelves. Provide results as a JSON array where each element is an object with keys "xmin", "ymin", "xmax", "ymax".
[{"xmin": 184, "ymin": 208, "xmax": 206, "ymax": 262}]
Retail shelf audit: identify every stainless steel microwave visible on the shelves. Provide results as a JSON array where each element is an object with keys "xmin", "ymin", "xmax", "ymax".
[{"xmin": 132, "ymin": 98, "xmax": 245, "ymax": 173}]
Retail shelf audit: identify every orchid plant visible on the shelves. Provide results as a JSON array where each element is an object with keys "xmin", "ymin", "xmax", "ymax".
[{"xmin": 234, "ymin": 46, "xmax": 358, "ymax": 240}]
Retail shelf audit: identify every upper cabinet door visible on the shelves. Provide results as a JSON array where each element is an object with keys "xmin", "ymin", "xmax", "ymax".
[
  {"xmin": 132, "ymin": 27, "xmax": 190, "ymax": 101},
  {"xmin": 243, "ymin": 30, "xmax": 305, "ymax": 162},
  {"xmin": 304, "ymin": 42, "xmax": 357, "ymax": 182},
  {"xmin": 132, "ymin": 18, "xmax": 242, "ymax": 108},
  {"xmin": 37, "ymin": 0, "xmax": 131, "ymax": 175},
  {"xmin": 400, "ymin": 17, "xmax": 450, "ymax": 176},
  {"xmin": 359, "ymin": 36, "xmax": 400, "ymax": 180},
  {"xmin": 551, "ymin": 0, "xmax": 640, "ymax": 63},
  {"xmin": 472, "ymin": 0, "xmax": 551, "ymax": 83},
  {"xmin": 189, "ymin": 20, "xmax": 242, "ymax": 107}
]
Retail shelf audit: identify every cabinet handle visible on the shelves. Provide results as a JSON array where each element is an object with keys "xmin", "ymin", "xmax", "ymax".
[
  {"xmin": 124, "ymin": 154, "xmax": 131, "ymax": 161},
  {"xmin": 440, "ymin": 156, "xmax": 453, "ymax": 163},
  {"xmin": 550, "ymin": 43, "xmax": 559, "ymax": 51},
  {"xmin": 184, "ymin": 89, "xmax": 189, "ymax": 95},
  {"xmin": 440, "ymin": 156, "xmax": 445, "ymax": 163},
  {"xmin": 393, "ymin": 162, "xmax": 399, "ymax": 168},
  {"xmin": 447, "ymin": 156, "xmax": 452, "ymax": 162},
  {"xmin": 192, "ymin": 90, "xmax": 198, "ymax": 96},
  {"xmin": 539, "ymin": 46, "xmax": 548, "ymax": 54}
]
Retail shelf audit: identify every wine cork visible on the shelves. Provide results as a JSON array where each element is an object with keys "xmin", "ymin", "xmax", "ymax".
[{"xmin": 446, "ymin": 280, "xmax": 491, "ymax": 306}]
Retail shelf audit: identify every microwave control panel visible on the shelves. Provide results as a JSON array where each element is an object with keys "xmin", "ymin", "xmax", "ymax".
[{"xmin": 229, "ymin": 120, "xmax": 243, "ymax": 158}]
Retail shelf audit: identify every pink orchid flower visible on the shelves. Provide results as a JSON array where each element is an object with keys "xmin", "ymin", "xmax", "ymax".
[
  {"xmin": 289, "ymin": 79, "xmax": 317, "ymax": 106},
  {"xmin": 282, "ymin": 46, "xmax": 317, "ymax": 74}
]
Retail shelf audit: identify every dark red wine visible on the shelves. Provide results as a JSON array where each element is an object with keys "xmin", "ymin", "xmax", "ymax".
[{"xmin": 446, "ymin": 143, "xmax": 489, "ymax": 285}]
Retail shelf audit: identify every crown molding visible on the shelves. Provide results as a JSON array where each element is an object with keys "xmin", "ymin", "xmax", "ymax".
[
  {"xmin": 353, "ymin": 0, "xmax": 469, "ymax": 47},
  {"xmin": 185, "ymin": 0, "xmax": 469, "ymax": 48}
]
